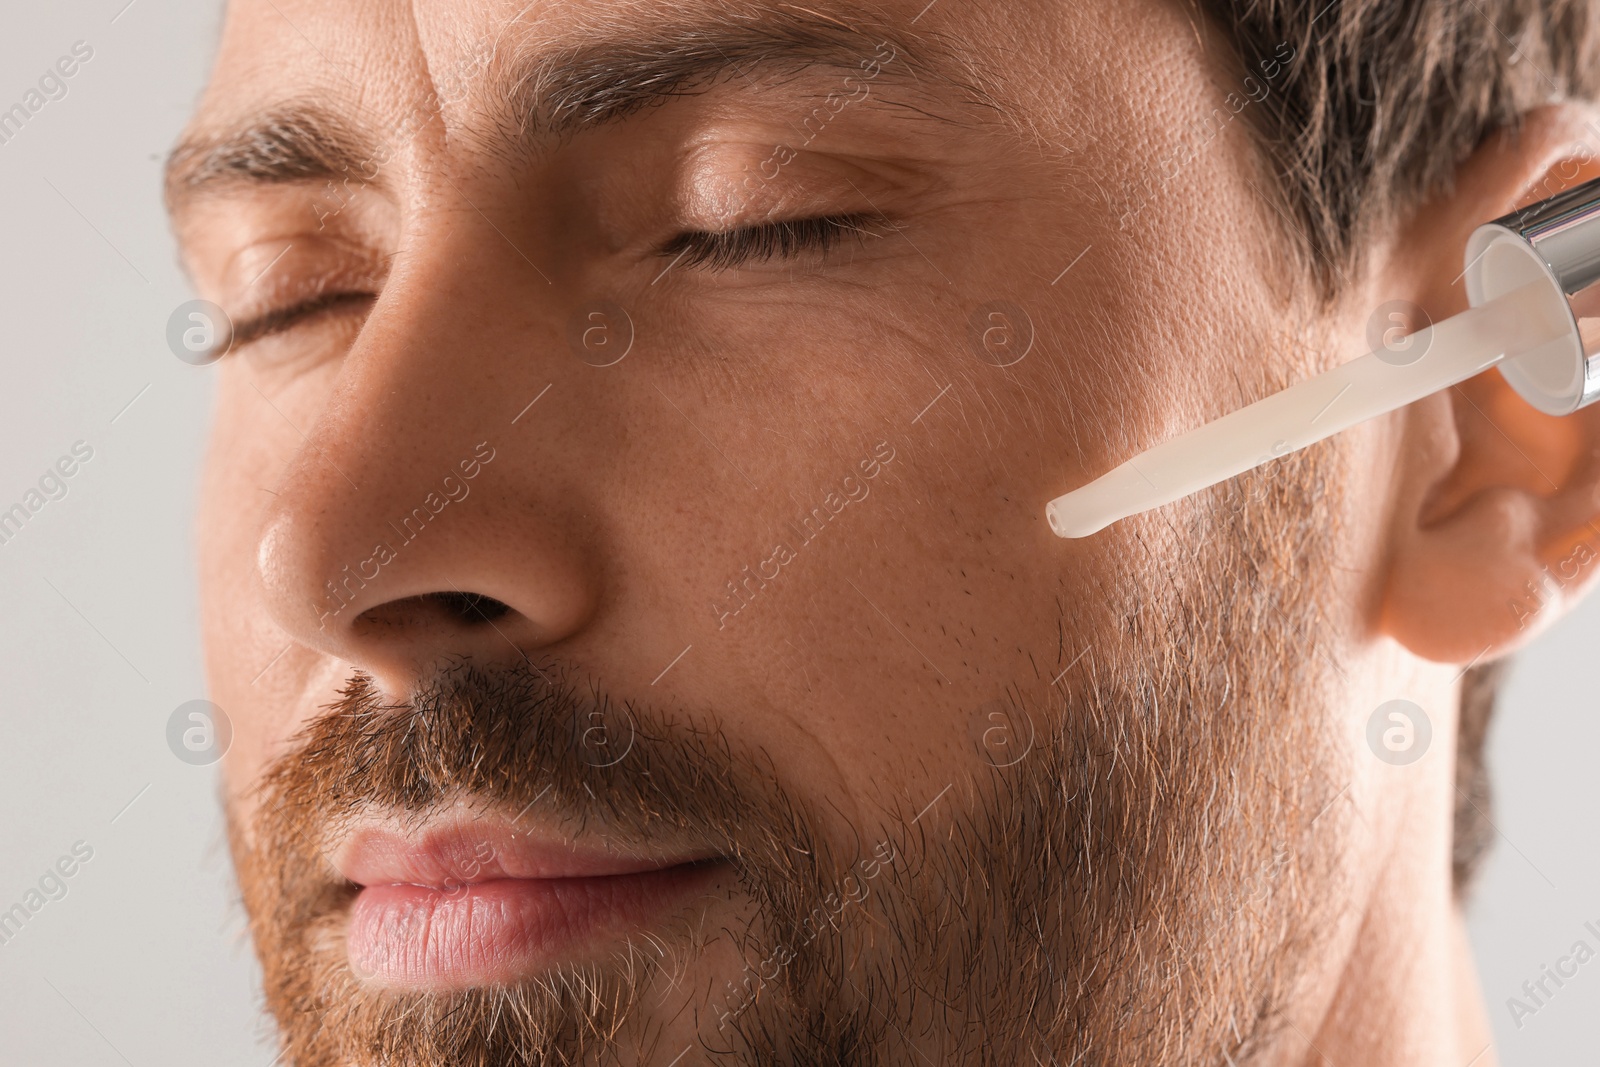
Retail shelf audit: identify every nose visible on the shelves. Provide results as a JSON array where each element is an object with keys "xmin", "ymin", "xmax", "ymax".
[{"xmin": 252, "ymin": 229, "xmax": 597, "ymax": 696}]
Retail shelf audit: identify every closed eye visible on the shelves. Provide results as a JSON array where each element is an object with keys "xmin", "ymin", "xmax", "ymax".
[
  {"xmin": 230, "ymin": 290, "xmax": 375, "ymax": 348},
  {"xmin": 660, "ymin": 212, "xmax": 884, "ymax": 272},
  {"xmin": 225, "ymin": 214, "xmax": 879, "ymax": 347}
]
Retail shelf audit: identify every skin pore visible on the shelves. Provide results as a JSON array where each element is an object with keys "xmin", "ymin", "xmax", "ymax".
[{"xmin": 170, "ymin": 0, "xmax": 1600, "ymax": 1063}]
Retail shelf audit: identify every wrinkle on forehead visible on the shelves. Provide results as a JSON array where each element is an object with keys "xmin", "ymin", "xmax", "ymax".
[{"xmin": 168, "ymin": 0, "xmax": 1014, "ymax": 220}]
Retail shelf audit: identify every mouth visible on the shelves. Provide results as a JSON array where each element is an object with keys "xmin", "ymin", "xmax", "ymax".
[{"xmin": 331, "ymin": 815, "xmax": 727, "ymax": 989}]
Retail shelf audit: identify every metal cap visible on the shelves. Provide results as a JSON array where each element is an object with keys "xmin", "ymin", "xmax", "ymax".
[{"xmin": 1464, "ymin": 173, "xmax": 1600, "ymax": 415}]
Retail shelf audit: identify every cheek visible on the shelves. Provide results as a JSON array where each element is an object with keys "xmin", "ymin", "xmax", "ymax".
[{"xmin": 197, "ymin": 380, "xmax": 279, "ymax": 643}]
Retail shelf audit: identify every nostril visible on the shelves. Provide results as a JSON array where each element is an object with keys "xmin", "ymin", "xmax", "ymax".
[
  {"xmin": 423, "ymin": 591, "xmax": 513, "ymax": 624},
  {"xmin": 353, "ymin": 591, "xmax": 514, "ymax": 634}
]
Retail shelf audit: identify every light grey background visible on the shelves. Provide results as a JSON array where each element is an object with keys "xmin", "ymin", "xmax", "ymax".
[{"xmin": 0, "ymin": 3, "xmax": 1592, "ymax": 1064}]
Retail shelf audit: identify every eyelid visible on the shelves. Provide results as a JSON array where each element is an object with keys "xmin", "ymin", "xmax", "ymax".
[
  {"xmin": 661, "ymin": 211, "xmax": 885, "ymax": 272},
  {"xmin": 230, "ymin": 291, "xmax": 375, "ymax": 348},
  {"xmin": 216, "ymin": 234, "xmax": 388, "ymax": 346}
]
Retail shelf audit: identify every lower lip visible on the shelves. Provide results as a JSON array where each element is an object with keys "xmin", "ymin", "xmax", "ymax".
[{"xmin": 345, "ymin": 862, "xmax": 723, "ymax": 988}]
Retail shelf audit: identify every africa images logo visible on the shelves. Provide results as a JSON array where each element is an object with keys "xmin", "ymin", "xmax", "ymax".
[
  {"xmin": 0, "ymin": 841, "xmax": 94, "ymax": 949},
  {"xmin": 0, "ymin": 40, "xmax": 93, "ymax": 148},
  {"xmin": 313, "ymin": 442, "xmax": 497, "ymax": 627}
]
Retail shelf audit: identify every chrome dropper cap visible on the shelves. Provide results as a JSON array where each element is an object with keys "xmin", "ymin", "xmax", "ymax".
[{"xmin": 1464, "ymin": 173, "xmax": 1600, "ymax": 414}]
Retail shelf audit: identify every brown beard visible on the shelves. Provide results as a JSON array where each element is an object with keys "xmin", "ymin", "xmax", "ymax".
[{"xmin": 229, "ymin": 450, "xmax": 1350, "ymax": 1067}]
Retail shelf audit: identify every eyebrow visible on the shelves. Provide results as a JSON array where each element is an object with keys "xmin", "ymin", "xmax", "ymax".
[{"xmin": 164, "ymin": 11, "xmax": 1005, "ymax": 217}]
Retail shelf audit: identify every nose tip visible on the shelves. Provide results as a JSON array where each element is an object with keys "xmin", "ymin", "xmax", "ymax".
[
  {"xmin": 256, "ymin": 507, "xmax": 329, "ymax": 638},
  {"xmin": 252, "ymin": 456, "xmax": 595, "ymax": 691}
]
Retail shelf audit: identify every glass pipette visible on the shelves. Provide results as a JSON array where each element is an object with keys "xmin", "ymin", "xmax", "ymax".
[{"xmin": 1048, "ymin": 175, "xmax": 1600, "ymax": 538}]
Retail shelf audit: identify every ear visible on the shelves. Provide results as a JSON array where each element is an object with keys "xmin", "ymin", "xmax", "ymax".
[{"xmin": 1380, "ymin": 103, "xmax": 1600, "ymax": 664}]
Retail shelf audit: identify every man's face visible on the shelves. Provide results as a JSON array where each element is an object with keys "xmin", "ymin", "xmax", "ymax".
[{"xmin": 174, "ymin": 0, "xmax": 1404, "ymax": 1062}]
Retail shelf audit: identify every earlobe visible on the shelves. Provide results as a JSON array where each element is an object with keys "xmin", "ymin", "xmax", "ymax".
[{"xmin": 1378, "ymin": 103, "xmax": 1600, "ymax": 663}]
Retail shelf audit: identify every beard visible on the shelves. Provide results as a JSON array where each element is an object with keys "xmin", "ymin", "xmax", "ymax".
[{"xmin": 229, "ymin": 449, "xmax": 1351, "ymax": 1067}]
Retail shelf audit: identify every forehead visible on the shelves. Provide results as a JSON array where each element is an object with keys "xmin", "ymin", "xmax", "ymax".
[
  {"xmin": 199, "ymin": 0, "xmax": 1089, "ymax": 93},
  {"xmin": 172, "ymin": 0, "xmax": 1205, "ymax": 201}
]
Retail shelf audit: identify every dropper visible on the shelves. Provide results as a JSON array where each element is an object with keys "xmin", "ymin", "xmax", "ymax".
[{"xmin": 1047, "ymin": 175, "xmax": 1600, "ymax": 538}]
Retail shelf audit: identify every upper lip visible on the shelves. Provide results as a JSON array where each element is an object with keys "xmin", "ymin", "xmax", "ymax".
[{"xmin": 331, "ymin": 814, "xmax": 718, "ymax": 889}]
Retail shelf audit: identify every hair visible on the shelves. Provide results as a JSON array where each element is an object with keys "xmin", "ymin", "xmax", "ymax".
[
  {"xmin": 1195, "ymin": 0, "xmax": 1600, "ymax": 294},
  {"xmin": 1192, "ymin": 0, "xmax": 1600, "ymax": 892}
]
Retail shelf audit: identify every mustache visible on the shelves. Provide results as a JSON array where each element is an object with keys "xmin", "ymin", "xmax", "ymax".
[
  {"xmin": 239, "ymin": 660, "xmax": 903, "ymax": 1065},
  {"xmin": 252, "ymin": 659, "xmax": 835, "ymax": 891}
]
